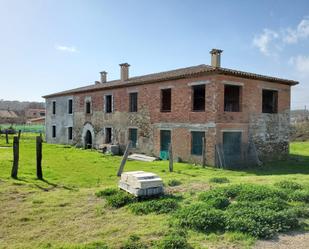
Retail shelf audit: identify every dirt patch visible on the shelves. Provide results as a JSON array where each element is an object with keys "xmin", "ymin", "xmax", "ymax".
[
  {"xmin": 254, "ymin": 231, "xmax": 309, "ymax": 249},
  {"xmin": 165, "ymin": 182, "xmax": 210, "ymax": 194}
]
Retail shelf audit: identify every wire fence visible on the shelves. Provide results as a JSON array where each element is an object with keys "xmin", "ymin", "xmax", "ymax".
[
  {"xmin": 0, "ymin": 124, "xmax": 45, "ymax": 133},
  {"xmin": 215, "ymin": 142, "xmax": 261, "ymax": 169}
]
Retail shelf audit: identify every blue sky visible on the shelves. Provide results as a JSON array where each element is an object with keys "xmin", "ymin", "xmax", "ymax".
[{"xmin": 0, "ymin": 0, "xmax": 308, "ymax": 109}]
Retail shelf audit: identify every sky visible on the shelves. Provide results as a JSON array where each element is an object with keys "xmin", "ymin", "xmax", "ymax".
[{"xmin": 0, "ymin": 0, "xmax": 308, "ymax": 109}]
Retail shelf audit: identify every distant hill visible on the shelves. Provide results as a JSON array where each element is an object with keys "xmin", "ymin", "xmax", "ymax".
[{"xmin": 0, "ymin": 100, "xmax": 45, "ymax": 112}]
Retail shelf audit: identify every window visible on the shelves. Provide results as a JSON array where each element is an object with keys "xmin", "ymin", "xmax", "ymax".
[
  {"xmin": 191, "ymin": 131, "xmax": 205, "ymax": 155},
  {"xmin": 262, "ymin": 90, "xmax": 278, "ymax": 113},
  {"xmin": 105, "ymin": 95, "xmax": 112, "ymax": 113},
  {"xmin": 86, "ymin": 101, "xmax": 91, "ymax": 114},
  {"xmin": 68, "ymin": 99, "xmax": 73, "ymax": 114},
  {"xmin": 224, "ymin": 85, "xmax": 241, "ymax": 112},
  {"xmin": 161, "ymin": 88, "xmax": 171, "ymax": 112},
  {"xmin": 40, "ymin": 112, "xmax": 45, "ymax": 116},
  {"xmin": 129, "ymin": 92, "xmax": 138, "ymax": 112},
  {"xmin": 52, "ymin": 125, "xmax": 56, "ymax": 138},
  {"xmin": 68, "ymin": 127, "xmax": 73, "ymax": 140},
  {"xmin": 105, "ymin": 127, "xmax": 112, "ymax": 144},
  {"xmin": 52, "ymin": 101, "xmax": 56, "ymax": 115},
  {"xmin": 129, "ymin": 128, "xmax": 138, "ymax": 148},
  {"xmin": 192, "ymin": 85, "xmax": 205, "ymax": 111}
]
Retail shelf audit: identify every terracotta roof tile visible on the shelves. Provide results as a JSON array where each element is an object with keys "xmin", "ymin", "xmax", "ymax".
[{"xmin": 43, "ymin": 64, "xmax": 298, "ymax": 98}]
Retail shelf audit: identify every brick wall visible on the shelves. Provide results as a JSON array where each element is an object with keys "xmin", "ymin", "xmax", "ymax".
[{"xmin": 46, "ymin": 72, "xmax": 292, "ymax": 166}]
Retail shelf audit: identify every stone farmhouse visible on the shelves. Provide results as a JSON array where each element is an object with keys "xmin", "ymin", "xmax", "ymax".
[{"xmin": 43, "ymin": 49, "xmax": 298, "ymax": 167}]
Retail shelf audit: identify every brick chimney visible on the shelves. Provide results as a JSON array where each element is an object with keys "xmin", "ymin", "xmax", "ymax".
[
  {"xmin": 210, "ymin": 49, "xmax": 223, "ymax": 68},
  {"xmin": 119, "ymin": 63, "xmax": 130, "ymax": 81},
  {"xmin": 99, "ymin": 71, "xmax": 107, "ymax": 83}
]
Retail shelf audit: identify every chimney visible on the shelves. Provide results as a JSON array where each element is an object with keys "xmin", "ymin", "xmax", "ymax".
[
  {"xmin": 119, "ymin": 63, "xmax": 130, "ymax": 81},
  {"xmin": 210, "ymin": 49, "xmax": 223, "ymax": 68},
  {"xmin": 100, "ymin": 71, "xmax": 107, "ymax": 83}
]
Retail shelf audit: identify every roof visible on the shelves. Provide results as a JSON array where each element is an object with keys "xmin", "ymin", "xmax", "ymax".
[
  {"xmin": 0, "ymin": 110, "xmax": 18, "ymax": 118},
  {"xmin": 43, "ymin": 64, "xmax": 299, "ymax": 98}
]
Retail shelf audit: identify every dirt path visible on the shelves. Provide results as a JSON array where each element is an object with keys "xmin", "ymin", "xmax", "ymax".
[{"xmin": 254, "ymin": 232, "xmax": 309, "ymax": 249}]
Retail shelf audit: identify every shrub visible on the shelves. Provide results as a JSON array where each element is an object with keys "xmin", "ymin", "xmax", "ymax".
[
  {"xmin": 235, "ymin": 184, "xmax": 287, "ymax": 202},
  {"xmin": 209, "ymin": 177, "xmax": 230, "ymax": 184},
  {"xmin": 129, "ymin": 198, "xmax": 179, "ymax": 215},
  {"xmin": 227, "ymin": 197, "xmax": 289, "ymax": 212},
  {"xmin": 106, "ymin": 191, "xmax": 136, "ymax": 208},
  {"xmin": 175, "ymin": 203, "xmax": 225, "ymax": 232},
  {"xmin": 157, "ymin": 233, "xmax": 191, "ymax": 249},
  {"xmin": 198, "ymin": 195, "xmax": 230, "ymax": 210},
  {"xmin": 120, "ymin": 235, "xmax": 148, "ymax": 249},
  {"xmin": 225, "ymin": 206, "xmax": 299, "ymax": 238},
  {"xmin": 167, "ymin": 179, "xmax": 182, "ymax": 187},
  {"xmin": 288, "ymin": 189, "xmax": 309, "ymax": 203},
  {"xmin": 274, "ymin": 181, "xmax": 303, "ymax": 191},
  {"xmin": 95, "ymin": 188, "xmax": 118, "ymax": 198}
]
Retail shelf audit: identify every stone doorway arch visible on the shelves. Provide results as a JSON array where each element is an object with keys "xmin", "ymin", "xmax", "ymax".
[{"xmin": 82, "ymin": 123, "xmax": 95, "ymax": 149}]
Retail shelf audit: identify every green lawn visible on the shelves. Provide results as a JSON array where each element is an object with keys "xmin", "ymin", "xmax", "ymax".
[{"xmin": 0, "ymin": 133, "xmax": 308, "ymax": 249}]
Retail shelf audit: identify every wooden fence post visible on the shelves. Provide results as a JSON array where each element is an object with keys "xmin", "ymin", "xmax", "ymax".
[
  {"xmin": 18, "ymin": 130, "xmax": 21, "ymax": 140},
  {"xmin": 5, "ymin": 130, "xmax": 9, "ymax": 144},
  {"xmin": 11, "ymin": 136, "xmax": 19, "ymax": 179},
  {"xmin": 117, "ymin": 141, "xmax": 132, "ymax": 177},
  {"xmin": 202, "ymin": 137, "xmax": 206, "ymax": 167},
  {"xmin": 36, "ymin": 136, "xmax": 43, "ymax": 180},
  {"xmin": 168, "ymin": 143, "xmax": 173, "ymax": 172}
]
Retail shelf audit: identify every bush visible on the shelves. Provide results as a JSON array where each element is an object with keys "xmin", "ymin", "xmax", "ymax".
[
  {"xmin": 198, "ymin": 195, "xmax": 230, "ymax": 209},
  {"xmin": 157, "ymin": 233, "xmax": 191, "ymax": 249},
  {"xmin": 129, "ymin": 198, "xmax": 179, "ymax": 215},
  {"xmin": 288, "ymin": 189, "xmax": 309, "ymax": 203},
  {"xmin": 106, "ymin": 191, "xmax": 136, "ymax": 208},
  {"xmin": 175, "ymin": 203, "xmax": 225, "ymax": 232},
  {"xmin": 227, "ymin": 197, "xmax": 289, "ymax": 212},
  {"xmin": 120, "ymin": 235, "xmax": 148, "ymax": 249},
  {"xmin": 95, "ymin": 188, "xmax": 118, "ymax": 198},
  {"xmin": 167, "ymin": 179, "xmax": 182, "ymax": 187},
  {"xmin": 209, "ymin": 177, "xmax": 230, "ymax": 184},
  {"xmin": 275, "ymin": 181, "xmax": 303, "ymax": 191},
  {"xmin": 225, "ymin": 206, "xmax": 299, "ymax": 238}
]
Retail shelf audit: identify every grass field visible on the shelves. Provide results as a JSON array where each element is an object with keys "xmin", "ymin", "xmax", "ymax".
[{"xmin": 0, "ymin": 133, "xmax": 308, "ymax": 249}]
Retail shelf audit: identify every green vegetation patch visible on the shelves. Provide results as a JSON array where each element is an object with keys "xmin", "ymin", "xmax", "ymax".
[
  {"xmin": 274, "ymin": 180, "xmax": 304, "ymax": 190},
  {"xmin": 128, "ymin": 197, "xmax": 179, "ymax": 215},
  {"xmin": 120, "ymin": 235, "xmax": 148, "ymax": 249},
  {"xmin": 167, "ymin": 179, "xmax": 182, "ymax": 187},
  {"xmin": 209, "ymin": 177, "xmax": 230, "ymax": 184},
  {"xmin": 96, "ymin": 188, "xmax": 137, "ymax": 208},
  {"xmin": 175, "ymin": 184, "xmax": 307, "ymax": 239}
]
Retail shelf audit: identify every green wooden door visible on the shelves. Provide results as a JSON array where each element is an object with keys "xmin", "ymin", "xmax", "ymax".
[
  {"xmin": 129, "ymin": 128, "xmax": 138, "ymax": 148},
  {"xmin": 160, "ymin": 130, "xmax": 171, "ymax": 160}
]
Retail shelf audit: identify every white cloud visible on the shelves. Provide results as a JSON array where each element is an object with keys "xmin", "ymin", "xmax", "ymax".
[
  {"xmin": 289, "ymin": 55, "xmax": 309, "ymax": 76},
  {"xmin": 253, "ymin": 29, "xmax": 279, "ymax": 56},
  {"xmin": 253, "ymin": 17, "xmax": 309, "ymax": 56},
  {"xmin": 55, "ymin": 45, "xmax": 78, "ymax": 53},
  {"xmin": 283, "ymin": 18, "xmax": 309, "ymax": 44}
]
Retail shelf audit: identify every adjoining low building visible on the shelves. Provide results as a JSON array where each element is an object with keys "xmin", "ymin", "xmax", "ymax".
[{"xmin": 43, "ymin": 49, "xmax": 298, "ymax": 168}]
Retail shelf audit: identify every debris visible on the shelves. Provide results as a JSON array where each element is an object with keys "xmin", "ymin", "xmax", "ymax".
[
  {"xmin": 127, "ymin": 153, "xmax": 157, "ymax": 162},
  {"xmin": 119, "ymin": 171, "xmax": 164, "ymax": 197}
]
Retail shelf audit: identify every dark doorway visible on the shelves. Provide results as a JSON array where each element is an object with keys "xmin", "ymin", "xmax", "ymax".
[
  {"xmin": 85, "ymin": 130, "xmax": 92, "ymax": 149},
  {"xmin": 160, "ymin": 130, "xmax": 171, "ymax": 160},
  {"xmin": 105, "ymin": 128, "xmax": 112, "ymax": 144}
]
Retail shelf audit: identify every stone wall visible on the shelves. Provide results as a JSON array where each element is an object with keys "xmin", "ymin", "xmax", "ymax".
[
  {"xmin": 249, "ymin": 112, "xmax": 290, "ymax": 161},
  {"xmin": 45, "ymin": 95, "xmax": 73, "ymax": 144}
]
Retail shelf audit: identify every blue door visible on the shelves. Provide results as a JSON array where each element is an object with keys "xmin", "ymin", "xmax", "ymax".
[{"xmin": 160, "ymin": 130, "xmax": 171, "ymax": 160}]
